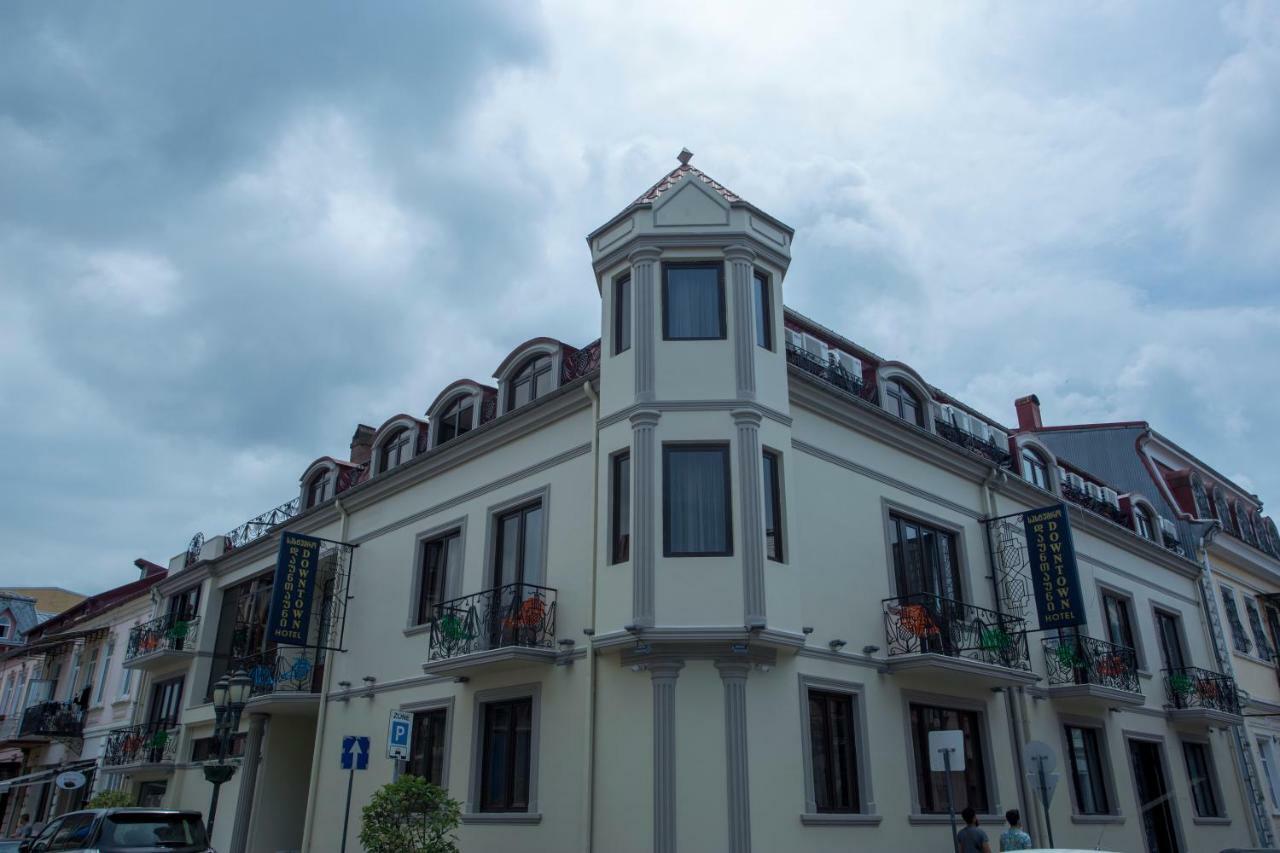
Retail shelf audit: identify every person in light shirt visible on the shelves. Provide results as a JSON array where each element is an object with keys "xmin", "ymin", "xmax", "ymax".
[{"xmin": 999, "ymin": 808, "xmax": 1033, "ymax": 851}]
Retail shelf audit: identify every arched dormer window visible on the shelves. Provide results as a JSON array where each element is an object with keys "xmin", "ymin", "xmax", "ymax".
[
  {"xmin": 1190, "ymin": 473, "xmax": 1212, "ymax": 519},
  {"xmin": 1212, "ymin": 486, "xmax": 1235, "ymax": 533},
  {"xmin": 437, "ymin": 395, "xmax": 473, "ymax": 446},
  {"xmin": 377, "ymin": 427, "xmax": 411, "ymax": 473},
  {"xmin": 884, "ymin": 378, "xmax": 924, "ymax": 427},
  {"xmin": 1133, "ymin": 503, "xmax": 1157, "ymax": 541},
  {"xmin": 1265, "ymin": 518, "xmax": 1280, "ymax": 558},
  {"xmin": 508, "ymin": 355, "xmax": 554, "ymax": 411},
  {"xmin": 303, "ymin": 467, "xmax": 333, "ymax": 509},
  {"xmin": 1240, "ymin": 507, "xmax": 1260, "ymax": 547},
  {"xmin": 1021, "ymin": 447, "xmax": 1050, "ymax": 490}
]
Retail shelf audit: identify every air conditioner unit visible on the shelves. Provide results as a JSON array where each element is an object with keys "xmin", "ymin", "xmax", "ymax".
[
  {"xmin": 987, "ymin": 427, "xmax": 1008, "ymax": 447},
  {"xmin": 1160, "ymin": 516, "xmax": 1179, "ymax": 539},
  {"xmin": 1066, "ymin": 472, "xmax": 1086, "ymax": 493},
  {"xmin": 1085, "ymin": 482, "xmax": 1103, "ymax": 502},
  {"xmin": 1057, "ymin": 466, "xmax": 1069, "ymax": 484},
  {"xmin": 967, "ymin": 418, "xmax": 989, "ymax": 442},
  {"xmin": 784, "ymin": 328, "xmax": 803, "ymax": 350},
  {"xmin": 938, "ymin": 404, "xmax": 958, "ymax": 427},
  {"xmin": 1101, "ymin": 487, "xmax": 1120, "ymax": 508},
  {"xmin": 830, "ymin": 350, "xmax": 862, "ymax": 378},
  {"xmin": 802, "ymin": 333, "xmax": 826, "ymax": 361}
]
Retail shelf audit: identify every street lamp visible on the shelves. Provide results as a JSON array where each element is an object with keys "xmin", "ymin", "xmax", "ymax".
[{"xmin": 203, "ymin": 669, "xmax": 251, "ymax": 838}]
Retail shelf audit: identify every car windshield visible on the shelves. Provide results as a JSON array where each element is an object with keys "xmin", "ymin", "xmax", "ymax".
[{"xmin": 98, "ymin": 813, "xmax": 207, "ymax": 849}]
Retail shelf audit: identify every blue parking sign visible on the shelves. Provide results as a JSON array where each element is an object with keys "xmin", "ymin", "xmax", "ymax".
[{"xmin": 388, "ymin": 710, "xmax": 412, "ymax": 761}]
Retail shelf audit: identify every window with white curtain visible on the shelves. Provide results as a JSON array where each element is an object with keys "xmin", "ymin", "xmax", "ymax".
[
  {"xmin": 95, "ymin": 637, "xmax": 114, "ymax": 705},
  {"xmin": 663, "ymin": 444, "xmax": 732, "ymax": 556},
  {"xmin": 662, "ymin": 263, "xmax": 725, "ymax": 340}
]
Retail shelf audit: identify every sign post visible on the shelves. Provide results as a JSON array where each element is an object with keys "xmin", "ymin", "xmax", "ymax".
[
  {"xmin": 929, "ymin": 729, "xmax": 965, "ymax": 848},
  {"xmin": 1022, "ymin": 504, "xmax": 1087, "ymax": 630},
  {"xmin": 339, "ymin": 735, "xmax": 370, "ymax": 853},
  {"xmin": 1025, "ymin": 740, "xmax": 1060, "ymax": 849}
]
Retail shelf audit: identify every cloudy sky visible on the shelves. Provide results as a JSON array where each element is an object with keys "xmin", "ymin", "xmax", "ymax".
[{"xmin": 2, "ymin": 1, "xmax": 1277, "ymax": 594}]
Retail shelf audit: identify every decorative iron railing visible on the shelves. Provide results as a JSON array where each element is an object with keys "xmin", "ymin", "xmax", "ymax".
[
  {"xmin": 102, "ymin": 722, "xmax": 181, "ymax": 767},
  {"xmin": 1043, "ymin": 635, "xmax": 1140, "ymax": 694},
  {"xmin": 1164, "ymin": 666, "xmax": 1240, "ymax": 715},
  {"xmin": 238, "ymin": 646, "xmax": 324, "ymax": 698},
  {"xmin": 785, "ymin": 343, "xmax": 877, "ymax": 402},
  {"xmin": 126, "ymin": 614, "xmax": 200, "ymax": 662},
  {"xmin": 184, "ymin": 532, "xmax": 204, "ymax": 568},
  {"xmin": 225, "ymin": 498, "xmax": 301, "ymax": 551},
  {"xmin": 933, "ymin": 419, "xmax": 1012, "ymax": 467},
  {"xmin": 883, "ymin": 593, "xmax": 1031, "ymax": 671},
  {"xmin": 1060, "ymin": 483, "xmax": 1129, "ymax": 526},
  {"xmin": 335, "ymin": 465, "xmax": 369, "ymax": 494},
  {"xmin": 428, "ymin": 583, "xmax": 557, "ymax": 662},
  {"xmin": 562, "ymin": 340, "xmax": 602, "ymax": 383},
  {"xmin": 19, "ymin": 701, "xmax": 85, "ymax": 739}
]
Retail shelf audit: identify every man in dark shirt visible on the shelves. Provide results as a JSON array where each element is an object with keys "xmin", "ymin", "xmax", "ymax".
[{"xmin": 956, "ymin": 806, "xmax": 992, "ymax": 853}]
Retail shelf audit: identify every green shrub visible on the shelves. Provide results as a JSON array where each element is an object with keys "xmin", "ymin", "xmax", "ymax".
[
  {"xmin": 86, "ymin": 789, "xmax": 135, "ymax": 809},
  {"xmin": 359, "ymin": 775, "xmax": 461, "ymax": 853}
]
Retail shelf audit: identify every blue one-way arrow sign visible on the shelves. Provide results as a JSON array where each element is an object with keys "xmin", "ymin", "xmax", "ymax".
[{"xmin": 341, "ymin": 735, "xmax": 371, "ymax": 771}]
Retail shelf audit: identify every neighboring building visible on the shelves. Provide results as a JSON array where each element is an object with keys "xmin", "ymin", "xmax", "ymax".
[
  {"xmin": 1012, "ymin": 396, "xmax": 1280, "ymax": 844},
  {"xmin": 146, "ymin": 153, "xmax": 1256, "ymax": 853},
  {"xmin": 1, "ymin": 589, "xmax": 87, "ymax": 624},
  {"xmin": 0, "ymin": 561, "xmax": 166, "ymax": 834},
  {"xmin": 0, "ymin": 591, "xmax": 49, "ymax": 822}
]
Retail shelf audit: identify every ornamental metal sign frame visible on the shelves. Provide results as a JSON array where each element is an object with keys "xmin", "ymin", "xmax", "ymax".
[{"xmin": 984, "ymin": 504, "xmax": 1087, "ymax": 632}]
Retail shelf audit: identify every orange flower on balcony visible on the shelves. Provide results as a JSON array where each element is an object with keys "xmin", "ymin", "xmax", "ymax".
[
  {"xmin": 899, "ymin": 604, "xmax": 939, "ymax": 638},
  {"xmin": 504, "ymin": 597, "xmax": 547, "ymax": 632}
]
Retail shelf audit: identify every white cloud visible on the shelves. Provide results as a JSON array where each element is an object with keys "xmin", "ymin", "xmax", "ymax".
[{"xmin": 74, "ymin": 249, "xmax": 181, "ymax": 317}]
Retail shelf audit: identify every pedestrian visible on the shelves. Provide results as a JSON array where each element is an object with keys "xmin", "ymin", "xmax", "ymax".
[
  {"xmin": 15, "ymin": 813, "xmax": 30, "ymax": 837},
  {"xmin": 999, "ymin": 808, "xmax": 1033, "ymax": 851},
  {"xmin": 956, "ymin": 806, "xmax": 992, "ymax": 853}
]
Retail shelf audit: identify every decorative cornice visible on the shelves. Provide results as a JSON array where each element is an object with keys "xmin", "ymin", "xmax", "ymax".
[
  {"xmin": 600, "ymin": 399, "xmax": 791, "ymax": 430},
  {"xmin": 594, "ymin": 232, "xmax": 790, "ymax": 281}
]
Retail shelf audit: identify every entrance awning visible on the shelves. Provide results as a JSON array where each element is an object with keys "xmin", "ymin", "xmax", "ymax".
[{"xmin": 0, "ymin": 759, "xmax": 96, "ymax": 793}]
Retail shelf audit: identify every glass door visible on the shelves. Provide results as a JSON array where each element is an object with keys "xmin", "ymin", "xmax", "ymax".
[
  {"xmin": 491, "ymin": 502, "xmax": 544, "ymax": 647},
  {"xmin": 1129, "ymin": 739, "xmax": 1180, "ymax": 853},
  {"xmin": 1154, "ymin": 610, "xmax": 1187, "ymax": 671}
]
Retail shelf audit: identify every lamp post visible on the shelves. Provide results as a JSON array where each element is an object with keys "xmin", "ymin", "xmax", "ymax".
[{"xmin": 203, "ymin": 668, "xmax": 251, "ymax": 839}]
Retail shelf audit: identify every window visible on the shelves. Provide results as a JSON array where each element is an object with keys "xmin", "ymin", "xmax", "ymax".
[
  {"xmin": 1065, "ymin": 725, "xmax": 1111, "ymax": 814},
  {"xmin": 1221, "ymin": 585, "xmax": 1252, "ymax": 655},
  {"xmin": 169, "ymin": 585, "xmax": 201, "ymax": 622},
  {"xmin": 305, "ymin": 471, "xmax": 330, "ymax": 509},
  {"xmin": 1134, "ymin": 505, "xmax": 1156, "ymax": 541},
  {"xmin": 889, "ymin": 514, "xmax": 962, "ymax": 601},
  {"xmin": 1154, "ymin": 609, "xmax": 1188, "ymax": 671},
  {"xmin": 909, "ymin": 703, "xmax": 989, "ymax": 814},
  {"xmin": 1191, "ymin": 475, "xmax": 1213, "ymax": 519},
  {"xmin": 808, "ymin": 690, "xmax": 860, "ymax": 812},
  {"xmin": 663, "ymin": 262, "xmax": 725, "ymax": 340},
  {"xmin": 1259, "ymin": 739, "xmax": 1280, "ymax": 810},
  {"xmin": 763, "ymin": 450, "xmax": 784, "ymax": 562},
  {"xmin": 379, "ymin": 427, "xmax": 411, "ymax": 472},
  {"xmin": 190, "ymin": 732, "xmax": 246, "ymax": 762},
  {"xmin": 66, "ymin": 651, "xmax": 81, "ymax": 701},
  {"xmin": 508, "ymin": 356, "xmax": 554, "ymax": 411},
  {"xmin": 0, "ymin": 617, "xmax": 9, "ymax": 640},
  {"xmin": 613, "ymin": 273, "xmax": 631, "ymax": 354},
  {"xmin": 436, "ymin": 395, "xmax": 474, "ymax": 446},
  {"xmin": 49, "ymin": 812, "xmax": 95, "ymax": 848},
  {"xmin": 1021, "ymin": 448, "xmax": 1049, "ymax": 489},
  {"xmin": 148, "ymin": 677, "xmax": 184, "ymax": 727},
  {"xmin": 1183, "ymin": 741, "xmax": 1222, "ymax": 818},
  {"xmin": 479, "ymin": 697, "xmax": 533, "ymax": 812},
  {"xmin": 408, "ymin": 708, "xmax": 448, "ymax": 785},
  {"xmin": 80, "ymin": 645, "xmax": 99, "ymax": 702},
  {"xmin": 885, "ymin": 378, "xmax": 924, "ymax": 427},
  {"xmin": 1101, "ymin": 591, "xmax": 1138, "ymax": 653},
  {"xmin": 1247, "ymin": 598, "xmax": 1274, "ymax": 661},
  {"xmin": 94, "ymin": 637, "xmax": 114, "ymax": 705},
  {"xmin": 663, "ymin": 444, "xmax": 732, "ymax": 557},
  {"xmin": 118, "ymin": 656, "xmax": 133, "ymax": 699},
  {"xmin": 753, "ymin": 270, "xmax": 772, "ymax": 349},
  {"xmin": 493, "ymin": 501, "xmax": 545, "ymax": 589},
  {"xmin": 1213, "ymin": 486, "xmax": 1235, "ymax": 533},
  {"xmin": 610, "ymin": 452, "xmax": 630, "ymax": 564},
  {"xmin": 416, "ymin": 530, "xmax": 460, "ymax": 625}
]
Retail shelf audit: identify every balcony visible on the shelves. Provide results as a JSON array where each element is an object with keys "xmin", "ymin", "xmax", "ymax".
[
  {"xmin": 785, "ymin": 343, "xmax": 877, "ymax": 403},
  {"xmin": 101, "ymin": 722, "xmax": 181, "ymax": 772},
  {"xmin": 124, "ymin": 614, "xmax": 201, "ymax": 670},
  {"xmin": 225, "ymin": 497, "xmax": 300, "ymax": 551},
  {"xmin": 882, "ymin": 593, "xmax": 1034, "ymax": 686},
  {"xmin": 239, "ymin": 647, "xmax": 325, "ymax": 716},
  {"xmin": 933, "ymin": 419, "xmax": 1012, "ymax": 467},
  {"xmin": 1164, "ymin": 666, "xmax": 1242, "ymax": 724},
  {"xmin": 19, "ymin": 701, "xmax": 85, "ymax": 740},
  {"xmin": 1042, "ymin": 635, "xmax": 1143, "ymax": 705},
  {"xmin": 1060, "ymin": 482, "xmax": 1129, "ymax": 526},
  {"xmin": 423, "ymin": 583, "xmax": 558, "ymax": 677}
]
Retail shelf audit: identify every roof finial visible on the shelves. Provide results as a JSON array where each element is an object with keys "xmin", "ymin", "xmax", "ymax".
[{"xmin": 677, "ymin": 147, "xmax": 693, "ymax": 166}]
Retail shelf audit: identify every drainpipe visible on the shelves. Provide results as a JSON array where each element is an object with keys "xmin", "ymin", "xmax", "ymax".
[
  {"xmin": 981, "ymin": 465, "xmax": 1040, "ymax": 844},
  {"xmin": 300, "ymin": 496, "xmax": 350, "ymax": 853},
  {"xmin": 581, "ymin": 381, "xmax": 602, "ymax": 853}
]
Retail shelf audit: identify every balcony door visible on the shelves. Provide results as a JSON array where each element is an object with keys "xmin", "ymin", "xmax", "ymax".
[
  {"xmin": 1154, "ymin": 610, "xmax": 1187, "ymax": 671},
  {"xmin": 148, "ymin": 677, "xmax": 183, "ymax": 728},
  {"xmin": 1128, "ymin": 739, "xmax": 1181, "ymax": 853},
  {"xmin": 889, "ymin": 515, "xmax": 962, "ymax": 602},
  {"xmin": 493, "ymin": 502, "xmax": 544, "ymax": 590}
]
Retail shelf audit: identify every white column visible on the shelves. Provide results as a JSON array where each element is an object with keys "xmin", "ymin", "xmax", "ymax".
[
  {"xmin": 630, "ymin": 246, "xmax": 661, "ymax": 403},
  {"xmin": 733, "ymin": 409, "xmax": 767, "ymax": 627},
  {"xmin": 228, "ymin": 713, "xmax": 267, "ymax": 853},
  {"xmin": 726, "ymin": 245, "xmax": 757, "ymax": 400},
  {"xmin": 650, "ymin": 660, "xmax": 684, "ymax": 853},
  {"xmin": 716, "ymin": 660, "xmax": 752, "ymax": 853},
  {"xmin": 630, "ymin": 409, "xmax": 661, "ymax": 628}
]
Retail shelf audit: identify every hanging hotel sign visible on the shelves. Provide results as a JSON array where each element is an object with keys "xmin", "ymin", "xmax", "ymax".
[
  {"xmin": 266, "ymin": 532, "xmax": 322, "ymax": 646},
  {"xmin": 1023, "ymin": 503, "xmax": 1087, "ymax": 630}
]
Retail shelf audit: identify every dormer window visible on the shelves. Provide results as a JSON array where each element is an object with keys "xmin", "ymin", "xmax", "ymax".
[
  {"xmin": 1212, "ymin": 486, "xmax": 1235, "ymax": 533},
  {"xmin": 0, "ymin": 616, "xmax": 10, "ymax": 640},
  {"xmin": 378, "ymin": 427, "xmax": 411, "ymax": 473},
  {"xmin": 1190, "ymin": 474, "xmax": 1212, "ymax": 519},
  {"xmin": 1134, "ymin": 505, "xmax": 1156, "ymax": 541},
  {"xmin": 885, "ymin": 379, "xmax": 924, "ymax": 427},
  {"xmin": 305, "ymin": 471, "xmax": 330, "ymax": 509},
  {"xmin": 508, "ymin": 355, "xmax": 554, "ymax": 411},
  {"xmin": 437, "ymin": 395, "xmax": 473, "ymax": 446},
  {"xmin": 1021, "ymin": 448, "xmax": 1050, "ymax": 490},
  {"xmin": 663, "ymin": 262, "xmax": 726, "ymax": 340}
]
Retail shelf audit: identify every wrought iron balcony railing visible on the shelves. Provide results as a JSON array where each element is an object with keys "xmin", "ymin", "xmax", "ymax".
[
  {"xmin": 225, "ymin": 497, "xmax": 300, "ymax": 551},
  {"xmin": 19, "ymin": 701, "xmax": 85, "ymax": 739},
  {"xmin": 126, "ymin": 614, "xmax": 200, "ymax": 662},
  {"xmin": 1043, "ymin": 635, "xmax": 1140, "ymax": 694},
  {"xmin": 1164, "ymin": 666, "xmax": 1240, "ymax": 715},
  {"xmin": 238, "ymin": 646, "xmax": 324, "ymax": 698},
  {"xmin": 883, "ymin": 593, "xmax": 1031, "ymax": 671},
  {"xmin": 102, "ymin": 722, "xmax": 181, "ymax": 767},
  {"xmin": 785, "ymin": 343, "xmax": 877, "ymax": 403},
  {"xmin": 1060, "ymin": 483, "xmax": 1129, "ymax": 526},
  {"xmin": 428, "ymin": 583, "xmax": 557, "ymax": 662},
  {"xmin": 933, "ymin": 419, "xmax": 1012, "ymax": 467}
]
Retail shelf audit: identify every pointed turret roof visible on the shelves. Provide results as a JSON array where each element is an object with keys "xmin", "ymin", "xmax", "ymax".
[{"xmin": 632, "ymin": 148, "xmax": 742, "ymax": 206}]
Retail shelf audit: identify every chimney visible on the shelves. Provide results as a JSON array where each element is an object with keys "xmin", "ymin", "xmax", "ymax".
[
  {"xmin": 1014, "ymin": 395, "xmax": 1043, "ymax": 432},
  {"xmin": 349, "ymin": 424, "xmax": 377, "ymax": 466}
]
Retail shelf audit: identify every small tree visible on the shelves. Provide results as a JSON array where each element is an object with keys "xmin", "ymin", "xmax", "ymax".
[
  {"xmin": 359, "ymin": 775, "xmax": 461, "ymax": 853},
  {"xmin": 86, "ymin": 789, "xmax": 135, "ymax": 809}
]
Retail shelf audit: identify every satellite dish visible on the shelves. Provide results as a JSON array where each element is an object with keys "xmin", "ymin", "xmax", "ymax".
[{"xmin": 55, "ymin": 771, "xmax": 86, "ymax": 791}]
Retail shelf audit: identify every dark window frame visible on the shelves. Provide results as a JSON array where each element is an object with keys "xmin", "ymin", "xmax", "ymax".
[
  {"xmin": 753, "ymin": 269, "xmax": 773, "ymax": 350},
  {"xmin": 492, "ymin": 500, "xmax": 545, "ymax": 588},
  {"xmin": 908, "ymin": 702, "xmax": 990, "ymax": 814},
  {"xmin": 507, "ymin": 355, "xmax": 555, "ymax": 412},
  {"xmin": 435, "ymin": 394, "xmax": 475, "ymax": 446},
  {"xmin": 888, "ymin": 512, "xmax": 963, "ymax": 601},
  {"xmin": 407, "ymin": 707, "xmax": 449, "ymax": 786},
  {"xmin": 1154, "ymin": 608, "xmax": 1188, "ymax": 671},
  {"xmin": 305, "ymin": 471, "xmax": 330, "ymax": 509},
  {"xmin": 378, "ymin": 427, "xmax": 412, "ymax": 473},
  {"xmin": 613, "ymin": 273, "xmax": 632, "ymax": 355},
  {"xmin": 1182, "ymin": 739, "xmax": 1223, "ymax": 818},
  {"xmin": 478, "ymin": 696, "xmax": 534, "ymax": 812},
  {"xmin": 661, "ymin": 261, "xmax": 727, "ymax": 341},
  {"xmin": 763, "ymin": 449, "xmax": 784, "ymax": 562},
  {"xmin": 1101, "ymin": 589, "xmax": 1139, "ymax": 657},
  {"xmin": 416, "ymin": 529, "xmax": 461, "ymax": 626},
  {"xmin": 662, "ymin": 442, "xmax": 733, "ymax": 558},
  {"xmin": 1064, "ymin": 724, "xmax": 1112, "ymax": 815},
  {"xmin": 1021, "ymin": 448, "xmax": 1049, "ymax": 490},
  {"xmin": 610, "ymin": 450, "xmax": 631, "ymax": 564},
  {"xmin": 808, "ymin": 689, "xmax": 860, "ymax": 813},
  {"xmin": 885, "ymin": 378, "xmax": 925, "ymax": 427}
]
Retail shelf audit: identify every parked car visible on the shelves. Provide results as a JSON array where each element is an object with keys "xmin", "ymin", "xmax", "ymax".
[{"xmin": 17, "ymin": 808, "xmax": 211, "ymax": 852}]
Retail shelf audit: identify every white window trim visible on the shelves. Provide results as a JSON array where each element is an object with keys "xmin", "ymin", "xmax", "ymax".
[{"xmin": 495, "ymin": 342, "xmax": 562, "ymax": 417}]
